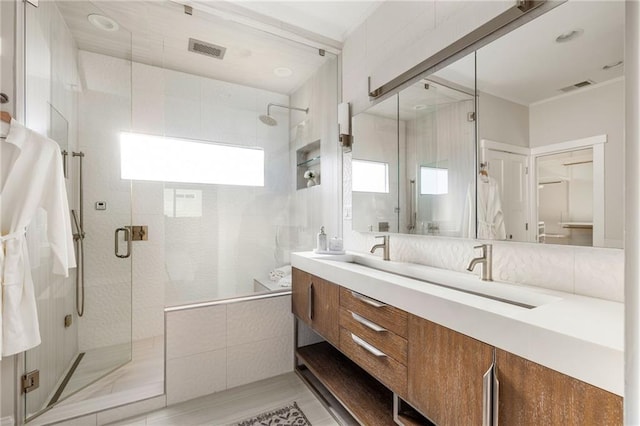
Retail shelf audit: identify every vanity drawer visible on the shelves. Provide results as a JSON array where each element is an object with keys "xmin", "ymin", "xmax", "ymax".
[
  {"xmin": 340, "ymin": 287, "xmax": 408, "ymax": 338},
  {"xmin": 339, "ymin": 307, "xmax": 407, "ymax": 365},
  {"xmin": 340, "ymin": 327, "xmax": 408, "ymax": 398}
]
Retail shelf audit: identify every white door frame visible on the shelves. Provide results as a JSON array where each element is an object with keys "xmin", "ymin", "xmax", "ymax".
[{"xmin": 530, "ymin": 134, "xmax": 607, "ymax": 247}]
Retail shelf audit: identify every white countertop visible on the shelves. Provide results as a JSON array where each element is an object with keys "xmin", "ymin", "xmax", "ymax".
[{"xmin": 292, "ymin": 251, "xmax": 623, "ymax": 396}]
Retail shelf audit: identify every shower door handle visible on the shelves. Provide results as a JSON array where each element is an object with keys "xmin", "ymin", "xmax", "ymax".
[{"xmin": 115, "ymin": 227, "xmax": 131, "ymax": 259}]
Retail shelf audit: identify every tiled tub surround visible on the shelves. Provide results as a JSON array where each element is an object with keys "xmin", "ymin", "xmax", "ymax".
[
  {"xmin": 165, "ymin": 294, "xmax": 294, "ymax": 405},
  {"xmin": 344, "ymin": 232, "xmax": 624, "ymax": 303},
  {"xmin": 292, "ymin": 251, "xmax": 623, "ymax": 397}
]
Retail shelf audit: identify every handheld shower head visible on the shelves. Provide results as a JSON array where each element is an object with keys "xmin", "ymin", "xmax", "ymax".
[
  {"xmin": 258, "ymin": 103, "xmax": 309, "ymax": 126},
  {"xmin": 259, "ymin": 114, "xmax": 278, "ymax": 126}
]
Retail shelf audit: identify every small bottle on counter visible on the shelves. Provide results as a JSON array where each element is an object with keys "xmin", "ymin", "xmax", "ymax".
[{"xmin": 317, "ymin": 226, "xmax": 327, "ymax": 251}]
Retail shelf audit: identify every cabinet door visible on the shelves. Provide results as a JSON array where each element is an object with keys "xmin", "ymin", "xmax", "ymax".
[
  {"xmin": 408, "ymin": 315, "xmax": 493, "ymax": 426},
  {"xmin": 292, "ymin": 268, "xmax": 340, "ymax": 346},
  {"xmin": 496, "ymin": 349, "xmax": 622, "ymax": 425},
  {"xmin": 292, "ymin": 268, "xmax": 312, "ymax": 326}
]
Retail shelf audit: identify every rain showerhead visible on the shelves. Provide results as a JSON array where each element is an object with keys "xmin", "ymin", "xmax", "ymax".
[
  {"xmin": 258, "ymin": 103, "xmax": 309, "ymax": 127},
  {"xmin": 259, "ymin": 114, "xmax": 278, "ymax": 126}
]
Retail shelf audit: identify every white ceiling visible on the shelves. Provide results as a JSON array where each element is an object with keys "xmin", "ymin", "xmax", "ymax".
[
  {"xmin": 57, "ymin": 0, "xmax": 378, "ymax": 95},
  {"xmin": 232, "ymin": 1, "xmax": 382, "ymax": 42}
]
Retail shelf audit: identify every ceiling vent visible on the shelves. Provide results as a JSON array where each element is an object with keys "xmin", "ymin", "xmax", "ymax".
[
  {"xmin": 558, "ymin": 80, "xmax": 595, "ymax": 93},
  {"xmin": 188, "ymin": 38, "xmax": 226, "ymax": 60}
]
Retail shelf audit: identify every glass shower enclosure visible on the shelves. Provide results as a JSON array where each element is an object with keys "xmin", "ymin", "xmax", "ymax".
[{"xmin": 22, "ymin": 1, "xmax": 133, "ymax": 419}]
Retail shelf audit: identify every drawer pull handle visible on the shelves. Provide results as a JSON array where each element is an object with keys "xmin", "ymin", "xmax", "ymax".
[
  {"xmin": 351, "ymin": 291, "xmax": 387, "ymax": 308},
  {"xmin": 351, "ymin": 333, "xmax": 387, "ymax": 357},
  {"xmin": 351, "ymin": 312, "xmax": 387, "ymax": 332}
]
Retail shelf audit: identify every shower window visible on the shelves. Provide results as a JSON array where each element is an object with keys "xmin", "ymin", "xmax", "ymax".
[
  {"xmin": 420, "ymin": 166, "xmax": 449, "ymax": 195},
  {"xmin": 120, "ymin": 132, "xmax": 264, "ymax": 186},
  {"xmin": 352, "ymin": 159, "xmax": 389, "ymax": 193}
]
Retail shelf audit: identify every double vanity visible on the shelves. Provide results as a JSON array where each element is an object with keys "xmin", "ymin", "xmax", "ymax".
[{"xmin": 291, "ymin": 250, "xmax": 623, "ymax": 425}]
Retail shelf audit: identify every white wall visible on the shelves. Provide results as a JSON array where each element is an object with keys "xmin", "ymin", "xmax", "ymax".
[
  {"xmin": 624, "ymin": 1, "xmax": 640, "ymax": 418},
  {"xmin": 341, "ymin": 1, "xmax": 624, "ymax": 302},
  {"xmin": 478, "ymin": 92, "xmax": 529, "ymax": 147},
  {"xmin": 530, "ymin": 79, "xmax": 624, "ymax": 248},
  {"xmin": 289, "ymin": 56, "xmax": 340, "ymax": 249}
]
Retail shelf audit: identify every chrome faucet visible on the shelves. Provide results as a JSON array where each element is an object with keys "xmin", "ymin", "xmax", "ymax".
[
  {"xmin": 370, "ymin": 235, "xmax": 390, "ymax": 261},
  {"xmin": 467, "ymin": 244, "xmax": 493, "ymax": 281}
]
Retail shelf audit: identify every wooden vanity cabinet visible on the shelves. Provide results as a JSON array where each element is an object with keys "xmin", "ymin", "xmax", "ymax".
[
  {"xmin": 407, "ymin": 314, "xmax": 494, "ymax": 426},
  {"xmin": 495, "ymin": 349, "xmax": 622, "ymax": 425},
  {"xmin": 292, "ymin": 267, "xmax": 622, "ymax": 426},
  {"xmin": 292, "ymin": 268, "xmax": 340, "ymax": 346}
]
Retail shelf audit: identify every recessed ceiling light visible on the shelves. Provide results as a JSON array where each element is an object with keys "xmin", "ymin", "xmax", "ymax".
[
  {"xmin": 273, "ymin": 67, "xmax": 293, "ymax": 78},
  {"xmin": 88, "ymin": 14, "xmax": 119, "ymax": 32},
  {"xmin": 603, "ymin": 60, "xmax": 624, "ymax": 70},
  {"xmin": 555, "ymin": 29, "xmax": 583, "ymax": 43}
]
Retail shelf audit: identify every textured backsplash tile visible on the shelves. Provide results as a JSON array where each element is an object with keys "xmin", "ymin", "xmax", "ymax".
[
  {"xmin": 574, "ymin": 247, "xmax": 624, "ymax": 302},
  {"xmin": 346, "ymin": 230, "xmax": 624, "ymax": 302},
  {"xmin": 491, "ymin": 242, "xmax": 575, "ymax": 293}
]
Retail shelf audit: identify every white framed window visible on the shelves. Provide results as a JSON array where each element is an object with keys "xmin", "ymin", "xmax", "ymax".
[
  {"xmin": 420, "ymin": 166, "xmax": 448, "ymax": 195},
  {"xmin": 120, "ymin": 132, "xmax": 264, "ymax": 186},
  {"xmin": 352, "ymin": 159, "xmax": 389, "ymax": 193}
]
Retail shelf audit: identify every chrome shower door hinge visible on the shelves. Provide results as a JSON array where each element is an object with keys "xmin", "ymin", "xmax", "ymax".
[{"xmin": 22, "ymin": 370, "xmax": 40, "ymax": 393}]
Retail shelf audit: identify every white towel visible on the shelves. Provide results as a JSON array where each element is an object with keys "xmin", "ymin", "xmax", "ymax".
[
  {"xmin": 269, "ymin": 265, "xmax": 292, "ymax": 282},
  {"xmin": 278, "ymin": 275, "xmax": 292, "ymax": 287}
]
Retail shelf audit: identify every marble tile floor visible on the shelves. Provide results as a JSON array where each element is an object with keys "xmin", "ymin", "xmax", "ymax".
[
  {"xmin": 106, "ymin": 373, "xmax": 338, "ymax": 426},
  {"xmin": 31, "ymin": 336, "xmax": 164, "ymax": 426}
]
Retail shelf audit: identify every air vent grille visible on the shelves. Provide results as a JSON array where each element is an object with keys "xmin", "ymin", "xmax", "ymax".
[
  {"xmin": 559, "ymin": 80, "xmax": 595, "ymax": 93},
  {"xmin": 188, "ymin": 38, "xmax": 226, "ymax": 60}
]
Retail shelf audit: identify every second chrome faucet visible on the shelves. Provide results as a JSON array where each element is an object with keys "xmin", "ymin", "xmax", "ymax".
[
  {"xmin": 370, "ymin": 235, "xmax": 390, "ymax": 261},
  {"xmin": 467, "ymin": 244, "xmax": 493, "ymax": 281}
]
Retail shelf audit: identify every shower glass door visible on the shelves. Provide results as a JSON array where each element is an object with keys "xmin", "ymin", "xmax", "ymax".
[{"xmin": 23, "ymin": 1, "xmax": 133, "ymax": 419}]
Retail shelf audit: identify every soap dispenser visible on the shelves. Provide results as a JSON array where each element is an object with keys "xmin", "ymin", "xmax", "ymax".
[{"xmin": 317, "ymin": 226, "xmax": 327, "ymax": 252}]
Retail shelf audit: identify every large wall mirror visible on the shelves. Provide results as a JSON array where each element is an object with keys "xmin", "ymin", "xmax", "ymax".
[
  {"xmin": 474, "ymin": 0, "xmax": 624, "ymax": 248},
  {"xmin": 351, "ymin": 52, "xmax": 476, "ymax": 236},
  {"xmin": 350, "ymin": 0, "xmax": 624, "ymax": 249}
]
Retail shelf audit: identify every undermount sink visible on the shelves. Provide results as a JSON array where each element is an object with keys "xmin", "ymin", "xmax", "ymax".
[{"xmin": 321, "ymin": 253, "xmax": 562, "ymax": 309}]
